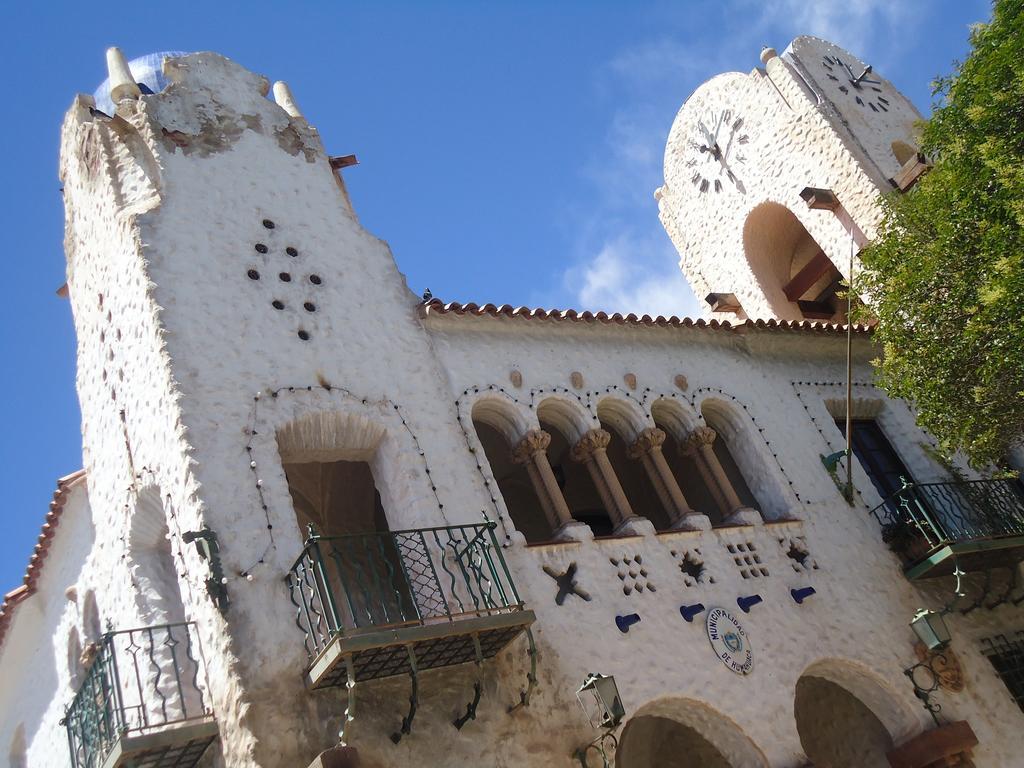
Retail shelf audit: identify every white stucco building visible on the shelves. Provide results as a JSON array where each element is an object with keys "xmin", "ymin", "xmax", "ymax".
[{"xmin": 2, "ymin": 40, "xmax": 1024, "ymax": 768}]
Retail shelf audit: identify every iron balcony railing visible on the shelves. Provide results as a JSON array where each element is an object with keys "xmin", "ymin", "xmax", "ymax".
[
  {"xmin": 63, "ymin": 622, "xmax": 212, "ymax": 768},
  {"xmin": 870, "ymin": 478, "xmax": 1024, "ymax": 563},
  {"xmin": 286, "ymin": 521, "xmax": 524, "ymax": 658}
]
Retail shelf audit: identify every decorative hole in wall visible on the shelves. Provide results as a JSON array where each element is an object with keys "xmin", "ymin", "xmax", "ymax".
[
  {"xmin": 725, "ymin": 542, "xmax": 769, "ymax": 579},
  {"xmin": 609, "ymin": 554, "xmax": 656, "ymax": 596},
  {"xmin": 670, "ymin": 547, "xmax": 715, "ymax": 587},
  {"xmin": 246, "ymin": 219, "xmax": 319, "ymax": 341},
  {"xmin": 779, "ymin": 536, "xmax": 819, "ymax": 574}
]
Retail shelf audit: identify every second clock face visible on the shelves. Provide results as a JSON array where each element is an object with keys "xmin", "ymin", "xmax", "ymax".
[
  {"xmin": 685, "ymin": 106, "xmax": 749, "ymax": 195},
  {"xmin": 820, "ymin": 54, "xmax": 891, "ymax": 113}
]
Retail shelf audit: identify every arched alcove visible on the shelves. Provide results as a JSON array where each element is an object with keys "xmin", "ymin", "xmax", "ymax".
[
  {"xmin": 472, "ymin": 419, "xmax": 552, "ymax": 543},
  {"xmin": 82, "ymin": 590, "xmax": 102, "ymax": 645},
  {"xmin": 600, "ymin": 417, "xmax": 669, "ymax": 530},
  {"xmin": 891, "ymin": 140, "xmax": 918, "ymax": 167},
  {"xmin": 67, "ymin": 626, "xmax": 84, "ymax": 690},
  {"xmin": 616, "ymin": 697, "xmax": 768, "ymax": 768},
  {"xmin": 742, "ymin": 202, "xmax": 843, "ymax": 321},
  {"xmin": 700, "ymin": 401, "xmax": 761, "ymax": 513},
  {"xmin": 129, "ymin": 488, "xmax": 187, "ymax": 625}
]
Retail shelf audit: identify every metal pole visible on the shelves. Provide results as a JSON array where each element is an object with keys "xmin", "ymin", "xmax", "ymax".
[{"xmin": 845, "ymin": 221, "xmax": 855, "ymax": 502}]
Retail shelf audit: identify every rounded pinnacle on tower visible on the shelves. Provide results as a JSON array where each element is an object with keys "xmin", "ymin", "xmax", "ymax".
[
  {"xmin": 106, "ymin": 47, "xmax": 142, "ymax": 103},
  {"xmin": 272, "ymin": 81, "xmax": 304, "ymax": 119},
  {"xmin": 760, "ymin": 46, "xmax": 778, "ymax": 65}
]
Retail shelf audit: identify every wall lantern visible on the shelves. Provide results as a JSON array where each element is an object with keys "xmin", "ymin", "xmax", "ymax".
[
  {"xmin": 573, "ymin": 673, "xmax": 625, "ymax": 767},
  {"xmin": 576, "ymin": 673, "xmax": 625, "ymax": 729},
  {"xmin": 911, "ymin": 609, "xmax": 952, "ymax": 652}
]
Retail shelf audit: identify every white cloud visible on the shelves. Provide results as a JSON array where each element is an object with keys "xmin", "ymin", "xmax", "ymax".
[
  {"xmin": 566, "ymin": 234, "xmax": 699, "ymax": 318},
  {"xmin": 766, "ymin": 0, "xmax": 922, "ymax": 61}
]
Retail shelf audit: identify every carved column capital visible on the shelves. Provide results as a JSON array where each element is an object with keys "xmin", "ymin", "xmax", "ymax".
[
  {"xmin": 511, "ymin": 429, "xmax": 552, "ymax": 465},
  {"xmin": 570, "ymin": 428, "xmax": 612, "ymax": 462},
  {"xmin": 627, "ymin": 427, "xmax": 667, "ymax": 459},
  {"xmin": 683, "ymin": 426, "xmax": 717, "ymax": 452}
]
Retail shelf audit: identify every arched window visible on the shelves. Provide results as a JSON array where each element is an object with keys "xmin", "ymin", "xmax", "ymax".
[
  {"xmin": 743, "ymin": 202, "xmax": 844, "ymax": 321},
  {"xmin": 472, "ymin": 418, "xmax": 552, "ymax": 543}
]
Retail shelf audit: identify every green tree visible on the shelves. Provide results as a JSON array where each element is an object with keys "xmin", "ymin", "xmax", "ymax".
[{"xmin": 860, "ymin": 0, "xmax": 1024, "ymax": 466}]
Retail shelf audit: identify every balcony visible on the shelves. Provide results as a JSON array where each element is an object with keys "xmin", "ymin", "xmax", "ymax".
[
  {"xmin": 870, "ymin": 478, "xmax": 1024, "ymax": 579},
  {"xmin": 62, "ymin": 622, "xmax": 217, "ymax": 768},
  {"xmin": 286, "ymin": 521, "xmax": 535, "ymax": 690}
]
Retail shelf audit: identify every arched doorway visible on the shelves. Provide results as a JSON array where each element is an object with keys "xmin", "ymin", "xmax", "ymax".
[
  {"xmin": 742, "ymin": 202, "xmax": 844, "ymax": 321},
  {"xmin": 616, "ymin": 698, "xmax": 768, "ymax": 768},
  {"xmin": 794, "ymin": 660, "xmax": 915, "ymax": 768}
]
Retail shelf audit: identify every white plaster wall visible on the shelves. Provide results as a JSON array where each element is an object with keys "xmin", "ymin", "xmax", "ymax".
[
  {"xmin": 659, "ymin": 36, "xmax": 921, "ymax": 322},
  {"xmin": 0, "ymin": 483, "xmax": 92, "ymax": 768}
]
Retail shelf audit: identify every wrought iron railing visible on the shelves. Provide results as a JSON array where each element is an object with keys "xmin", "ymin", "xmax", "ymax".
[
  {"xmin": 63, "ymin": 622, "xmax": 211, "ymax": 768},
  {"xmin": 870, "ymin": 478, "xmax": 1024, "ymax": 563},
  {"xmin": 286, "ymin": 521, "xmax": 524, "ymax": 658}
]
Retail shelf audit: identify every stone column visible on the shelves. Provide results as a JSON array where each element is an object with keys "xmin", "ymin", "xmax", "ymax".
[
  {"xmin": 571, "ymin": 428, "xmax": 641, "ymax": 533},
  {"xmin": 628, "ymin": 427, "xmax": 709, "ymax": 530},
  {"xmin": 683, "ymin": 426, "xmax": 746, "ymax": 517},
  {"xmin": 511, "ymin": 429, "xmax": 574, "ymax": 534}
]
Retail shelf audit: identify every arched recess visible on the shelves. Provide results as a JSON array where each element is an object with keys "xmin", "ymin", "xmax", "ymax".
[
  {"xmin": 67, "ymin": 626, "xmax": 85, "ymax": 690},
  {"xmin": 651, "ymin": 399, "xmax": 722, "ymax": 524},
  {"xmin": 8, "ymin": 724, "xmax": 26, "ymax": 768},
  {"xmin": 129, "ymin": 487, "xmax": 187, "ymax": 625},
  {"xmin": 700, "ymin": 400, "xmax": 762, "ymax": 513},
  {"xmin": 700, "ymin": 397, "xmax": 797, "ymax": 521},
  {"xmin": 616, "ymin": 697, "xmax": 769, "ymax": 768},
  {"xmin": 471, "ymin": 398, "xmax": 553, "ymax": 543},
  {"xmin": 597, "ymin": 399, "xmax": 669, "ymax": 530},
  {"xmin": 742, "ymin": 201, "xmax": 844, "ymax": 321},
  {"xmin": 794, "ymin": 659, "xmax": 918, "ymax": 768},
  {"xmin": 538, "ymin": 397, "xmax": 613, "ymax": 536},
  {"xmin": 82, "ymin": 590, "xmax": 102, "ymax": 645}
]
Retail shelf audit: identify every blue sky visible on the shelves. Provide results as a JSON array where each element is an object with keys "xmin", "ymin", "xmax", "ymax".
[{"xmin": 0, "ymin": 0, "xmax": 990, "ymax": 592}]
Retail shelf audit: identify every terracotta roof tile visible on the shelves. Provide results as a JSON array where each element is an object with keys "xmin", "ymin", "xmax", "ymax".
[
  {"xmin": 418, "ymin": 298, "xmax": 873, "ymax": 335},
  {"xmin": 0, "ymin": 469, "xmax": 86, "ymax": 652}
]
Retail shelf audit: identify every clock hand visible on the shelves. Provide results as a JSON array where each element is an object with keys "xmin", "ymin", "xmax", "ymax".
[
  {"xmin": 842, "ymin": 61, "xmax": 856, "ymax": 80},
  {"xmin": 853, "ymin": 65, "xmax": 874, "ymax": 85}
]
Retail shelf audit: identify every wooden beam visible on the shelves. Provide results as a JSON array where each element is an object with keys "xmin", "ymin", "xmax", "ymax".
[
  {"xmin": 799, "ymin": 186, "xmax": 840, "ymax": 211},
  {"xmin": 890, "ymin": 152, "xmax": 932, "ymax": 192},
  {"xmin": 329, "ymin": 154, "xmax": 359, "ymax": 170},
  {"xmin": 704, "ymin": 292, "xmax": 742, "ymax": 313},
  {"xmin": 784, "ymin": 251, "xmax": 834, "ymax": 301}
]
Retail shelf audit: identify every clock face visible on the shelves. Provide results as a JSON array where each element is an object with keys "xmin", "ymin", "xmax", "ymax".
[
  {"xmin": 820, "ymin": 54, "xmax": 891, "ymax": 113},
  {"xmin": 685, "ymin": 106, "xmax": 749, "ymax": 195}
]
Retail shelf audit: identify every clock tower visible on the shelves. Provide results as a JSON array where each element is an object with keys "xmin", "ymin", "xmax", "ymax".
[{"xmin": 658, "ymin": 36, "xmax": 923, "ymax": 323}]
